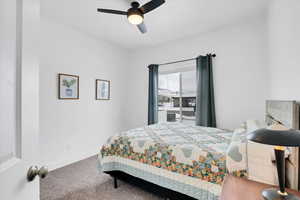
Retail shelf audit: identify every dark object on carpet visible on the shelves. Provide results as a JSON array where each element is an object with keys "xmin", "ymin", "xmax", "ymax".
[{"xmin": 40, "ymin": 156, "xmax": 161, "ymax": 200}]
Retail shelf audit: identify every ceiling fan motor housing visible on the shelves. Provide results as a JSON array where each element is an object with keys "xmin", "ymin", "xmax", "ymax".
[
  {"xmin": 131, "ymin": 2, "xmax": 140, "ymax": 8},
  {"xmin": 127, "ymin": 8, "xmax": 144, "ymax": 18}
]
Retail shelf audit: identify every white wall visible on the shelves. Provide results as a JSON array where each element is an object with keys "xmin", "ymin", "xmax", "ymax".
[
  {"xmin": 124, "ymin": 17, "xmax": 269, "ymax": 130},
  {"xmin": 40, "ymin": 18, "xmax": 129, "ymax": 170},
  {"xmin": 268, "ymin": 0, "xmax": 300, "ymax": 100}
]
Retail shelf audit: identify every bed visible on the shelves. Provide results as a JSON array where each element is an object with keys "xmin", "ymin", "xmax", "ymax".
[
  {"xmin": 98, "ymin": 100, "xmax": 300, "ymax": 199},
  {"xmin": 98, "ymin": 123, "xmax": 247, "ymax": 199}
]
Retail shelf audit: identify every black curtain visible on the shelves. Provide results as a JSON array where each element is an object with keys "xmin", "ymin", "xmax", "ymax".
[
  {"xmin": 148, "ymin": 64, "xmax": 159, "ymax": 125},
  {"xmin": 195, "ymin": 55, "xmax": 216, "ymax": 127}
]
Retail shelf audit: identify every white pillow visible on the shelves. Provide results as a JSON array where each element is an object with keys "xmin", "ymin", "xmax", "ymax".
[
  {"xmin": 246, "ymin": 120, "xmax": 266, "ymax": 133},
  {"xmin": 226, "ymin": 127, "xmax": 247, "ymax": 173}
]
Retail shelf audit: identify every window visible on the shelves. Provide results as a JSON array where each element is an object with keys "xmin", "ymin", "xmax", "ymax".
[{"xmin": 158, "ymin": 68, "xmax": 196, "ymax": 124}]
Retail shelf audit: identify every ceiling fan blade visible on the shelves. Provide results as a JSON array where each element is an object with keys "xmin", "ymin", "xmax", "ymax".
[
  {"xmin": 97, "ymin": 8, "xmax": 127, "ymax": 15},
  {"xmin": 140, "ymin": 0, "xmax": 165, "ymax": 14},
  {"xmin": 137, "ymin": 22, "xmax": 147, "ymax": 34}
]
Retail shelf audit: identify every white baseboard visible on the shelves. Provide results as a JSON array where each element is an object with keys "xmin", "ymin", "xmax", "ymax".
[{"xmin": 47, "ymin": 151, "xmax": 98, "ymax": 171}]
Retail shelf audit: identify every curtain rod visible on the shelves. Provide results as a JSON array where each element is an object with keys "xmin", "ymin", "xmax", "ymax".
[{"xmin": 158, "ymin": 54, "xmax": 216, "ymax": 66}]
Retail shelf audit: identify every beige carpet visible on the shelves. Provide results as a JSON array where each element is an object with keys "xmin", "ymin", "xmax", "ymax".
[{"xmin": 41, "ymin": 156, "xmax": 162, "ymax": 200}]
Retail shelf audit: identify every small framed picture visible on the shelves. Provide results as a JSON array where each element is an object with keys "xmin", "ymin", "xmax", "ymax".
[
  {"xmin": 96, "ymin": 79, "xmax": 110, "ymax": 100},
  {"xmin": 58, "ymin": 73, "xmax": 79, "ymax": 100}
]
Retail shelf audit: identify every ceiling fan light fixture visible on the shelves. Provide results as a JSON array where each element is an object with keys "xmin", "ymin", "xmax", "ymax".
[
  {"xmin": 127, "ymin": 9, "xmax": 143, "ymax": 25},
  {"xmin": 128, "ymin": 14, "xmax": 143, "ymax": 25}
]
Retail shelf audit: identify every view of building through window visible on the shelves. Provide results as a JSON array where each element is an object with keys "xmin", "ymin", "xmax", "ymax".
[{"xmin": 158, "ymin": 69, "xmax": 196, "ymax": 124}]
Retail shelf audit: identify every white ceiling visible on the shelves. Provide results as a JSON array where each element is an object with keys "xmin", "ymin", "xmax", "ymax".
[{"xmin": 42, "ymin": 0, "xmax": 270, "ymax": 49}]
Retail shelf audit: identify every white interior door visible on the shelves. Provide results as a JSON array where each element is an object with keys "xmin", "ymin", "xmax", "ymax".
[{"xmin": 0, "ymin": 0, "xmax": 40, "ymax": 199}]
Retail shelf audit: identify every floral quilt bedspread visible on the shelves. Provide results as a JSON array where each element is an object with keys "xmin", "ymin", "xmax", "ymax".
[{"xmin": 100, "ymin": 123, "xmax": 247, "ymax": 186}]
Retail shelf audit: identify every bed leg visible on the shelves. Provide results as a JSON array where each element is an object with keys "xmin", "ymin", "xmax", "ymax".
[{"xmin": 114, "ymin": 176, "xmax": 118, "ymax": 189}]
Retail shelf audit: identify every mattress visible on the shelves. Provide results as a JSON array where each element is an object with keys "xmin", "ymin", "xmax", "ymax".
[{"xmin": 98, "ymin": 122, "xmax": 247, "ymax": 199}]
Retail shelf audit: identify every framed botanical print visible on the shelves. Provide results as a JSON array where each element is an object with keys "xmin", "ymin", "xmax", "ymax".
[
  {"xmin": 58, "ymin": 73, "xmax": 79, "ymax": 100},
  {"xmin": 96, "ymin": 79, "xmax": 110, "ymax": 100}
]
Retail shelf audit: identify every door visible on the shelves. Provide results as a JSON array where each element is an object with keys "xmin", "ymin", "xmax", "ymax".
[{"xmin": 0, "ymin": 0, "xmax": 40, "ymax": 199}]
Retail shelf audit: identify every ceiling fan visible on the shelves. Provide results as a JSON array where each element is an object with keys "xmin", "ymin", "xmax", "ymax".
[{"xmin": 97, "ymin": 0, "xmax": 166, "ymax": 34}]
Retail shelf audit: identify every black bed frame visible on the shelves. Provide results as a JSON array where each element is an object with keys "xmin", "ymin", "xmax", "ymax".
[{"xmin": 105, "ymin": 171, "xmax": 197, "ymax": 200}]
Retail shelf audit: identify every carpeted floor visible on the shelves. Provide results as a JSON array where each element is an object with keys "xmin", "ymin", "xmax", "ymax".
[{"xmin": 41, "ymin": 156, "xmax": 162, "ymax": 200}]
